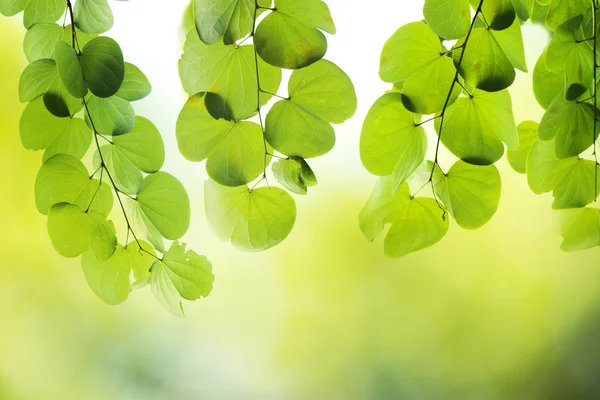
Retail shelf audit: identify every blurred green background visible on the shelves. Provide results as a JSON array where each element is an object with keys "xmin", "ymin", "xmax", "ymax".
[{"xmin": 2, "ymin": 2, "xmax": 600, "ymax": 399}]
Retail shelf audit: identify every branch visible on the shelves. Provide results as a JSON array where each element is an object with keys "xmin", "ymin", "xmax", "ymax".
[
  {"xmin": 427, "ymin": 0, "xmax": 485, "ymax": 205},
  {"xmin": 66, "ymin": 0, "xmax": 160, "ymax": 261}
]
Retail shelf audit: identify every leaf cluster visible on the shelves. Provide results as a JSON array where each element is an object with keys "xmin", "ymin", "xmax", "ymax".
[
  {"xmin": 5, "ymin": 0, "xmax": 214, "ymax": 315},
  {"xmin": 177, "ymin": 0, "xmax": 357, "ymax": 251}
]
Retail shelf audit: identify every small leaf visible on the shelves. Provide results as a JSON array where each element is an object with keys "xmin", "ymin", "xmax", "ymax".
[
  {"xmin": 507, "ymin": 120, "xmax": 538, "ymax": 174},
  {"xmin": 360, "ymin": 93, "xmax": 426, "ymax": 188},
  {"xmin": 81, "ymin": 245, "xmax": 131, "ymax": 305},
  {"xmin": 18, "ymin": 59, "xmax": 58, "ymax": 103},
  {"xmin": 160, "ymin": 241, "xmax": 214, "ymax": 300},
  {"xmin": 137, "ymin": 172, "xmax": 191, "ymax": 240},
  {"xmin": 54, "ymin": 41, "xmax": 88, "ymax": 98},
  {"xmin": 272, "ymin": 157, "xmax": 317, "ymax": 195},
  {"xmin": 23, "ymin": 22, "xmax": 64, "ymax": 62},
  {"xmin": 254, "ymin": 0, "xmax": 334, "ymax": 69},
  {"xmin": 86, "ymin": 95, "xmax": 136, "ymax": 135},
  {"xmin": 74, "ymin": 0, "xmax": 114, "ymax": 34},
  {"xmin": 115, "ymin": 62, "xmax": 152, "ymax": 101},
  {"xmin": 423, "ymin": 0, "xmax": 471, "ymax": 40},
  {"xmin": 80, "ymin": 36, "xmax": 125, "ymax": 98},
  {"xmin": 47, "ymin": 203, "xmax": 91, "ymax": 258},
  {"xmin": 559, "ymin": 208, "xmax": 600, "ymax": 252},
  {"xmin": 538, "ymin": 101, "xmax": 596, "ymax": 159}
]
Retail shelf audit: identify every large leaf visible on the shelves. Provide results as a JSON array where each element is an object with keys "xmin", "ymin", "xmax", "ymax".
[
  {"xmin": 507, "ymin": 120, "xmax": 538, "ymax": 174},
  {"xmin": 538, "ymin": 101, "xmax": 596, "ymax": 159},
  {"xmin": 380, "ymin": 22, "xmax": 457, "ymax": 114},
  {"xmin": 193, "ymin": 0, "xmax": 270, "ymax": 45},
  {"xmin": 254, "ymin": 0, "xmax": 335, "ymax": 69},
  {"xmin": 34, "ymin": 154, "xmax": 113, "ymax": 216},
  {"xmin": 423, "ymin": 0, "xmax": 471, "ymax": 40},
  {"xmin": 176, "ymin": 93, "xmax": 264, "ymax": 186},
  {"xmin": 179, "ymin": 31, "xmax": 281, "ymax": 120},
  {"xmin": 438, "ymin": 89, "xmax": 517, "ymax": 165},
  {"xmin": 453, "ymin": 27, "xmax": 516, "ymax": 92},
  {"xmin": 54, "ymin": 41, "xmax": 88, "ymax": 98},
  {"xmin": 86, "ymin": 95, "xmax": 136, "ymax": 135},
  {"xmin": 433, "ymin": 160, "xmax": 502, "ymax": 229},
  {"xmin": 359, "ymin": 177, "xmax": 449, "ymax": 258},
  {"xmin": 204, "ymin": 180, "xmax": 297, "ymax": 251}
]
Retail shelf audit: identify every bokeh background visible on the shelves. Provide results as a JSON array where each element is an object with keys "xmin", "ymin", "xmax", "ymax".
[{"xmin": 2, "ymin": 1, "xmax": 600, "ymax": 399}]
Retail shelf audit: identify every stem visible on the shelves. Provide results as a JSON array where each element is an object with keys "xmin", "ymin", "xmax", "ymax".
[
  {"xmin": 593, "ymin": 0, "xmax": 599, "ymax": 200},
  {"xmin": 66, "ymin": 0, "xmax": 160, "ymax": 261},
  {"xmin": 427, "ymin": 0, "xmax": 485, "ymax": 201},
  {"xmin": 252, "ymin": 0, "xmax": 269, "ymax": 181}
]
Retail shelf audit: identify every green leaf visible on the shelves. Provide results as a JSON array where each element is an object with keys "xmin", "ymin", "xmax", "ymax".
[
  {"xmin": 96, "ymin": 144, "xmax": 144, "ymax": 195},
  {"xmin": 112, "ymin": 117, "xmax": 165, "ymax": 173},
  {"xmin": 193, "ymin": 0, "xmax": 270, "ymax": 45},
  {"xmin": 204, "ymin": 180, "xmax": 297, "ymax": 251},
  {"xmin": 150, "ymin": 260, "xmax": 185, "ymax": 317},
  {"xmin": 264, "ymin": 99, "xmax": 335, "ymax": 158},
  {"xmin": 179, "ymin": 31, "xmax": 281, "ymax": 120},
  {"xmin": 538, "ymin": 101, "xmax": 596, "ymax": 159},
  {"xmin": 423, "ymin": 0, "xmax": 471, "ymax": 40},
  {"xmin": 0, "ymin": 0, "xmax": 27, "ymax": 16},
  {"xmin": 177, "ymin": 93, "xmax": 235, "ymax": 161},
  {"xmin": 18, "ymin": 59, "xmax": 58, "ymax": 103},
  {"xmin": 439, "ymin": 89, "xmax": 517, "ymax": 165},
  {"xmin": 47, "ymin": 200, "xmax": 116, "ymax": 261},
  {"xmin": 559, "ymin": 208, "xmax": 600, "ymax": 251},
  {"xmin": 205, "ymin": 121, "xmax": 265, "ymax": 186},
  {"xmin": 34, "ymin": 154, "xmax": 113, "ymax": 215},
  {"xmin": 137, "ymin": 172, "xmax": 190, "ymax": 240},
  {"xmin": 254, "ymin": 0, "xmax": 334, "ymax": 69},
  {"xmin": 380, "ymin": 22, "xmax": 457, "ymax": 114},
  {"xmin": 159, "ymin": 241, "xmax": 214, "ymax": 300},
  {"xmin": 545, "ymin": 18, "xmax": 594, "ymax": 100},
  {"xmin": 545, "ymin": 0, "xmax": 589, "ymax": 31},
  {"xmin": 272, "ymin": 157, "xmax": 317, "ymax": 195},
  {"xmin": 20, "ymin": 98, "xmax": 92, "ymax": 160},
  {"xmin": 47, "ymin": 203, "xmax": 91, "ymax": 258},
  {"xmin": 20, "ymin": 97, "xmax": 68, "ymax": 150},
  {"xmin": 491, "ymin": 16, "xmax": 527, "ymax": 72},
  {"xmin": 125, "ymin": 241, "xmax": 156, "ymax": 289},
  {"xmin": 87, "ymin": 211, "xmax": 118, "ymax": 262},
  {"xmin": 114, "ymin": 62, "xmax": 152, "ymax": 101},
  {"xmin": 74, "ymin": 0, "xmax": 114, "ymax": 34},
  {"xmin": 454, "ymin": 27, "xmax": 516, "ymax": 92},
  {"xmin": 511, "ymin": 0, "xmax": 535, "ymax": 20},
  {"xmin": 23, "ymin": 22, "xmax": 63, "ymax": 62},
  {"xmin": 23, "ymin": 0, "xmax": 66, "ymax": 28},
  {"xmin": 81, "ymin": 245, "xmax": 131, "ymax": 305},
  {"xmin": 80, "ymin": 36, "xmax": 125, "ymax": 98},
  {"xmin": 507, "ymin": 120, "xmax": 538, "ymax": 174},
  {"xmin": 527, "ymin": 139, "xmax": 598, "ymax": 209},
  {"xmin": 360, "ymin": 93, "xmax": 427, "ymax": 193},
  {"xmin": 359, "ymin": 178, "xmax": 449, "ymax": 258},
  {"xmin": 176, "ymin": 93, "xmax": 264, "ymax": 186},
  {"xmin": 54, "ymin": 41, "xmax": 88, "ymax": 98},
  {"xmin": 532, "ymin": 49, "xmax": 564, "ymax": 110},
  {"xmin": 86, "ymin": 95, "xmax": 136, "ymax": 135},
  {"xmin": 43, "ymin": 77, "xmax": 84, "ymax": 117},
  {"xmin": 433, "ymin": 160, "xmax": 502, "ymax": 229},
  {"xmin": 471, "ymin": 0, "xmax": 516, "ymax": 30},
  {"xmin": 288, "ymin": 59, "xmax": 356, "ymax": 124}
]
